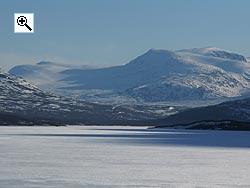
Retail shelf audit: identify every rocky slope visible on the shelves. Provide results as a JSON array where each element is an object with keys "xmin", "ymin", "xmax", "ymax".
[{"xmin": 0, "ymin": 69, "xmax": 151, "ymax": 125}]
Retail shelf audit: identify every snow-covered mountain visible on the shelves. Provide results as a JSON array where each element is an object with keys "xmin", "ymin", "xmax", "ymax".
[
  {"xmin": 123, "ymin": 48, "xmax": 250, "ymax": 102},
  {"xmin": 9, "ymin": 47, "xmax": 250, "ymax": 104},
  {"xmin": 178, "ymin": 47, "xmax": 248, "ymax": 62},
  {"xmin": 9, "ymin": 61, "xmax": 96, "ymax": 92},
  {"xmin": 0, "ymin": 68, "xmax": 151, "ymax": 125}
]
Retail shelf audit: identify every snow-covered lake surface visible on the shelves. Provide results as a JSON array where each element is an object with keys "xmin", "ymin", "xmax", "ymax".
[{"xmin": 0, "ymin": 126, "xmax": 250, "ymax": 188}]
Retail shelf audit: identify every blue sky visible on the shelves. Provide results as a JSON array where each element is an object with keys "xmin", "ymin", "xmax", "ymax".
[{"xmin": 0, "ymin": 0, "xmax": 250, "ymax": 70}]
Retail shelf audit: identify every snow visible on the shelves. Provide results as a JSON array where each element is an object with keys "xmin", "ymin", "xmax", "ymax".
[
  {"xmin": 178, "ymin": 47, "xmax": 247, "ymax": 62},
  {"xmin": 9, "ymin": 62, "xmax": 97, "ymax": 93},
  {"xmin": 0, "ymin": 126, "xmax": 250, "ymax": 188},
  {"xmin": 1, "ymin": 69, "xmax": 153, "ymax": 124},
  {"xmin": 168, "ymin": 106, "xmax": 174, "ymax": 110},
  {"xmin": 133, "ymin": 84, "xmax": 148, "ymax": 90},
  {"xmin": 9, "ymin": 47, "xmax": 250, "ymax": 105}
]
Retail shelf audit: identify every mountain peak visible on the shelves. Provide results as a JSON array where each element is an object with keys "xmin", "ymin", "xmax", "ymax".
[
  {"xmin": 36, "ymin": 61, "xmax": 73, "ymax": 68},
  {"xmin": 140, "ymin": 48, "xmax": 177, "ymax": 59},
  {"xmin": 179, "ymin": 46, "xmax": 227, "ymax": 54},
  {"xmin": 146, "ymin": 48, "xmax": 173, "ymax": 54},
  {"xmin": 36, "ymin": 61, "xmax": 55, "ymax": 65},
  {"xmin": 126, "ymin": 48, "xmax": 178, "ymax": 67},
  {"xmin": 179, "ymin": 47, "xmax": 247, "ymax": 62}
]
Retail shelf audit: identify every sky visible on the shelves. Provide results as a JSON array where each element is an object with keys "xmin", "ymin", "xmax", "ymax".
[{"xmin": 0, "ymin": 0, "xmax": 250, "ymax": 71}]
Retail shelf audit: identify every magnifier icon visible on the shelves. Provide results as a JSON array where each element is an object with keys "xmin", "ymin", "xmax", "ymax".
[{"xmin": 17, "ymin": 16, "xmax": 32, "ymax": 31}]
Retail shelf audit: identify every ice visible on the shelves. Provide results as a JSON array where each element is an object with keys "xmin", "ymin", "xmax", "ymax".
[{"xmin": 0, "ymin": 126, "xmax": 250, "ymax": 188}]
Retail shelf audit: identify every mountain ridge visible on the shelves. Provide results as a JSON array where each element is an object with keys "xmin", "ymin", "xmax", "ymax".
[
  {"xmin": 9, "ymin": 47, "xmax": 250, "ymax": 105},
  {"xmin": 0, "ymin": 68, "xmax": 152, "ymax": 125}
]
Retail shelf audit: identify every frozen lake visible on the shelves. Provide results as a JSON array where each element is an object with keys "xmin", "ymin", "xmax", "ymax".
[{"xmin": 0, "ymin": 126, "xmax": 250, "ymax": 188}]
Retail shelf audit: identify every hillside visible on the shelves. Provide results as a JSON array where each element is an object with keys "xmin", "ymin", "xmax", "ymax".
[{"xmin": 10, "ymin": 47, "xmax": 250, "ymax": 104}]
